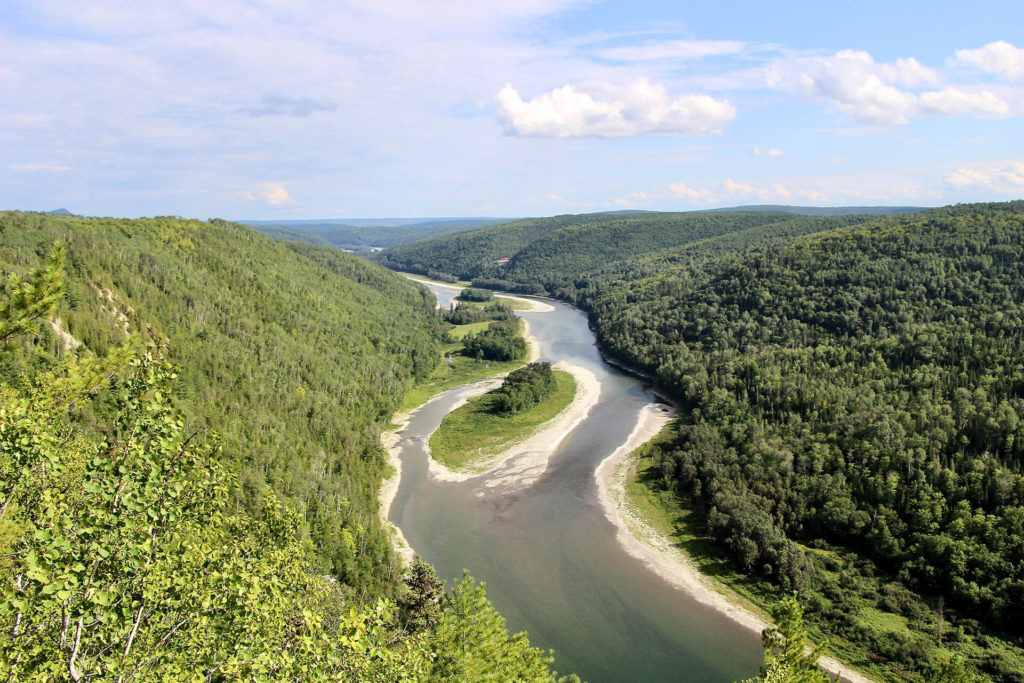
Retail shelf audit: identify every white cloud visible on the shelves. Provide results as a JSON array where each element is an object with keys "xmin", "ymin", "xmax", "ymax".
[
  {"xmin": 770, "ymin": 49, "xmax": 1011, "ymax": 125},
  {"xmin": 629, "ymin": 191, "xmax": 648, "ymax": 199},
  {"xmin": 670, "ymin": 178, "xmax": 797, "ymax": 205},
  {"xmin": 946, "ymin": 161, "xmax": 1024, "ymax": 193},
  {"xmin": 669, "ymin": 182, "xmax": 716, "ymax": 202},
  {"xmin": 596, "ymin": 39, "xmax": 745, "ymax": 62},
  {"xmin": 753, "ymin": 146, "xmax": 784, "ymax": 157},
  {"xmin": 953, "ymin": 41, "xmax": 1024, "ymax": 80},
  {"xmin": 496, "ymin": 79, "xmax": 736, "ymax": 138},
  {"xmin": 7, "ymin": 163, "xmax": 71, "ymax": 172},
  {"xmin": 245, "ymin": 183, "xmax": 294, "ymax": 206},
  {"xmin": 918, "ymin": 88, "xmax": 1009, "ymax": 117}
]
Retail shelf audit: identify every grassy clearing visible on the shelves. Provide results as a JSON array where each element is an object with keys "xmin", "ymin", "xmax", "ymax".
[
  {"xmin": 447, "ymin": 321, "xmax": 492, "ymax": 340},
  {"xmin": 429, "ymin": 370, "xmax": 576, "ymax": 471},
  {"xmin": 623, "ymin": 448, "xmax": 1024, "ymax": 682}
]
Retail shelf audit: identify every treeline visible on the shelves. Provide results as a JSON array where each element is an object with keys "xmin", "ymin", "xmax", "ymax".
[
  {"xmin": 493, "ymin": 362, "xmax": 556, "ymax": 414},
  {"xmin": 444, "ymin": 301, "xmax": 514, "ymax": 325},
  {"xmin": 460, "ymin": 318, "xmax": 526, "ymax": 362},
  {"xmin": 0, "ymin": 211, "xmax": 443, "ymax": 595},
  {"xmin": 457, "ymin": 287, "xmax": 494, "ymax": 302}
]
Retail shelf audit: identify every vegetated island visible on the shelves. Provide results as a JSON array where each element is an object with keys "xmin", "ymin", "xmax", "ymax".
[{"xmin": 429, "ymin": 362, "xmax": 576, "ymax": 472}]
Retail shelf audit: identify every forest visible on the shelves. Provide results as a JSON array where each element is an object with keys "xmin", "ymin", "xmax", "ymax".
[
  {"xmin": 380, "ymin": 201, "xmax": 1024, "ymax": 680},
  {"xmin": 0, "ymin": 213, "xmax": 568, "ymax": 680}
]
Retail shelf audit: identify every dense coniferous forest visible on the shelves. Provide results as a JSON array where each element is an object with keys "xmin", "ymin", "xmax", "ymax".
[
  {"xmin": 0, "ymin": 212, "xmax": 571, "ymax": 680},
  {"xmin": 380, "ymin": 202, "xmax": 1024, "ymax": 679}
]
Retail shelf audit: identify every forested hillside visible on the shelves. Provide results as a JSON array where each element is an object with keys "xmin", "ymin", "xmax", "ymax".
[
  {"xmin": 245, "ymin": 217, "xmax": 503, "ymax": 252},
  {"xmin": 376, "ymin": 210, "xmax": 882, "ymax": 294},
  {"xmin": 592, "ymin": 202, "xmax": 1024, "ymax": 679},
  {"xmin": 0, "ymin": 211, "xmax": 442, "ymax": 594},
  {"xmin": 376, "ymin": 212, "xmax": 637, "ymax": 281},
  {"xmin": 0, "ymin": 212, "xmax": 570, "ymax": 680}
]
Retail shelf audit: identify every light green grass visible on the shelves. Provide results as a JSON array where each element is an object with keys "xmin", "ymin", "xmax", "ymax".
[
  {"xmin": 429, "ymin": 371, "xmax": 576, "ymax": 470},
  {"xmin": 448, "ymin": 321, "xmax": 492, "ymax": 340}
]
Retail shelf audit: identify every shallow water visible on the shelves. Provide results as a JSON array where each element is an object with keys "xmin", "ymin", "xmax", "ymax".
[{"xmin": 389, "ymin": 283, "xmax": 763, "ymax": 682}]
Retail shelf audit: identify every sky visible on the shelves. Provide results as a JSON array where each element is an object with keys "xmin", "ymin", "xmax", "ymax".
[{"xmin": 1, "ymin": 0, "xmax": 1023, "ymax": 219}]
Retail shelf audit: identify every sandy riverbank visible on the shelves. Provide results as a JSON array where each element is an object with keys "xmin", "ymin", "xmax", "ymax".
[
  {"xmin": 595, "ymin": 405, "xmax": 875, "ymax": 683},
  {"xmin": 405, "ymin": 276, "xmax": 556, "ymax": 314},
  {"xmin": 426, "ymin": 362, "xmax": 600, "ymax": 493}
]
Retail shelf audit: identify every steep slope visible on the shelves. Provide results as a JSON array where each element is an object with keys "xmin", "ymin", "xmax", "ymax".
[
  {"xmin": 0, "ymin": 211, "xmax": 442, "ymax": 594},
  {"xmin": 0, "ymin": 234, "xmax": 568, "ymax": 680},
  {"xmin": 376, "ymin": 212, "xmax": 637, "ymax": 281}
]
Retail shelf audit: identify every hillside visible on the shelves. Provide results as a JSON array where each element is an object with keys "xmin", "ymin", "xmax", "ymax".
[
  {"xmin": 376, "ymin": 212, "xmax": 640, "ymax": 281},
  {"xmin": 376, "ymin": 210, "xmax": 886, "ymax": 290},
  {"xmin": 244, "ymin": 217, "xmax": 506, "ymax": 252},
  {"xmin": 0, "ymin": 211, "xmax": 442, "ymax": 594},
  {"xmin": 597, "ymin": 202, "xmax": 1024, "ymax": 679}
]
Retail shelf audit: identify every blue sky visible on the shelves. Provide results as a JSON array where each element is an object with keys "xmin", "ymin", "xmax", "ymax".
[{"xmin": 1, "ymin": 0, "xmax": 1022, "ymax": 218}]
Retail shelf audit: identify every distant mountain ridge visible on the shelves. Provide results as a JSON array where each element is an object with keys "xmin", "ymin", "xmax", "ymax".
[
  {"xmin": 241, "ymin": 217, "xmax": 512, "ymax": 252},
  {"xmin": 707, "ymin": 204, "xmax": 930, "ymax": 215}
]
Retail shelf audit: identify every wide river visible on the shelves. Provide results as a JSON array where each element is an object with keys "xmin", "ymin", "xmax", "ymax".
[{"xmin": 387, "ymin": 282, "xmax": 764, "ymax": 682}]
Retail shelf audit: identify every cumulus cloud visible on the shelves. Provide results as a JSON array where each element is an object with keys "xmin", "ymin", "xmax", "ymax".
[
  {"xmin": 670, "ymin": 178, "xmax": 797, "ymax": 204},
  {"xmin": 244, "ymin": 94, "xmax": 337, "ymax": 118},
  {"xmin": 596, "ymin": 39, "xmax": 746, "ymax": 62},
  {"xmin": 770, "ymin": 49, "xmax": 1011, "ymax": 125},
  {"xmin": 496, "ymin": 79, "xmax": 736, "ymax": 138},
  {"xmin": 753, "ymin": 146, "xmax": 784, "ymax": 157},
  {"xmin": 953, "ymin": 41, "xmax": 1024, "ymax": 80},
  {"xmin": 946, "ymin": 161, "xmax": 1024, "ymax": 193},
  {"xmin": 245, "ymin": 183, "xmax": 294, "ymax": 206}
]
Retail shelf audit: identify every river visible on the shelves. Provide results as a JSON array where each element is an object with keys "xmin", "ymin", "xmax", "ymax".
[{"xmin": 387, "ymin": 281, "xmax": 764, "ymax": 682}]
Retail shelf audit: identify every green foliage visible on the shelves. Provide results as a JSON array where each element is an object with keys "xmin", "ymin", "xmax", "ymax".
[
  {"xmin": 378, "ymin": 210, "xmax": 874, "ymax": 295},
  {"xmin": 0, "ymin": 242, "xmax": 64, "ymax": 345},
  {"xmin": 744, "ymin": 595, "xmax": 831, "ymax": 683},
  {"xmin": 0, "ymin": 211, "xmax": 445, "ymax": 594},
  {"xmin": 493, "ymin": 362, "xmax": 556, "ymax": 415},
  {"xmin": 460, "ymin": 320, "xmax": 527, "ymax": 362},
  {"xmin": 458, "ymin": 287, "xmax": 495, "ymax": 302},
  {"xmin": 428, "ymin": 572, "xmax": 556, "ymax": 682},
  {"xmin": 399, "ymin": 558, "xmax": 443, "ymax": 634},
  {"xmin": 444, "ymin": 301, "xmax": 514, "ymax": 326}
]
